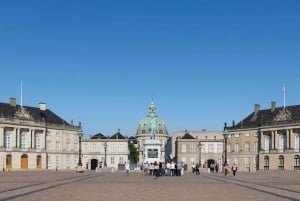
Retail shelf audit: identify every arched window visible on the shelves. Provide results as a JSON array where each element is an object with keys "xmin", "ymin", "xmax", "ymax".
[
  {"xmin": 264, "ymin": 156, "xmax": 269, "ymax": 170},
  {"xmin": 278, "ymin": 155, "xmax": 284, "ymax": 170},
  {"xmin": 265, "ymin": 135, "xmax": 271, "ymax": 153},
  {"xmin": 295, "ymin": 134, "xmax": 300, "ymax": 152},
  {"xmin": 294, "ymin": 155, "xmax": 300, "ymax": 170}
]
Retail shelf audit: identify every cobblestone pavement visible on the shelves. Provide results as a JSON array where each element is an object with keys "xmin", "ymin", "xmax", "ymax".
[{"xmin": 0, "ymin": 170, "xmax": 299, "ymax": 201}]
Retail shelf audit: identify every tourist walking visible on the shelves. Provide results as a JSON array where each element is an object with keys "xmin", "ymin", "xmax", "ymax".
[
  {"xmin": 125, "ymin": 161, "xmax": 130, "ymax": 176},
  {"xmin": 232, "ymin": 163, "xmax": 238, "ymax": 176}
]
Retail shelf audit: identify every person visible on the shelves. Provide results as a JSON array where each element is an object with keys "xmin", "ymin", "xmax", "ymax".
[
  {"xmin": 149, "ymin": 118, "xmax": 157, "ymax": 139},
  {"xmin": 224, "ymin": 163, "xmax": 229, "ymax": 176},
  {"xmin": 232, "ymin": 163, "xmax": 238, "ymax": 176},
  {"xmin": 125, "ymin": 161, "xmax": 130, "ymax": 176}
]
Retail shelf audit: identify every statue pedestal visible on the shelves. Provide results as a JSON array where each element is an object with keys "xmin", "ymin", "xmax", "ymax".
[{"xmin": 144, "ymin": 139, "xmax": 161, "ymax": 164}]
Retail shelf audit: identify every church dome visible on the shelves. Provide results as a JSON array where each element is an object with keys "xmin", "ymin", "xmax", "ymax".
[{"xmin": 136, "ymin": 101, "xmax": 169, "ymax": 137}]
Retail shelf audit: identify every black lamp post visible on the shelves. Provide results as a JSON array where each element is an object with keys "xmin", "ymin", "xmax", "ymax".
[
  {"xmin": 223, "ymin": 122, "xmax": 230, "ymax": 165},
  {"xmin": 198, "ymin": 142, "xmax": 203, "ymax": 166},
  {"xmin": 76, "ymin": 122, "xmax": 84, "ymax": 173},
  {"xmin": 104, "ymin": 141, "xmax": 107, "ymax": 167}
]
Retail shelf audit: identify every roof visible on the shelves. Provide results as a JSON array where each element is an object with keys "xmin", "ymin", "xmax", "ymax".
[
  {"xmin": 90, "ymin": 133, "xmax": 108, "ymax": 139},
  {"xmin": 181, "ymin": 132, "xmax": 195, "ymax": 139},
  {"xmin": 111, "ymin": 131, "xmax": 126, "ymax": 139},
  {"xmin": 0, "ymin": 102, "xmax": 71, "ymax": 125},
  {"xmin": 230, "ymin": 104, "xmax": 300, "ymax": 130}
]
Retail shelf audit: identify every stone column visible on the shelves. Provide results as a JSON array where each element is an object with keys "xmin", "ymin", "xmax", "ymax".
[{"xmin": 0, "ymin": 127, "xmax": 4, "ymax": 147}]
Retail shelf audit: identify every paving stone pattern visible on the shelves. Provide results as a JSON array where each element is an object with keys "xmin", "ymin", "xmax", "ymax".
[{"xmin": 0, "ymin": 170, "xmax": 299, "ymax": 201}]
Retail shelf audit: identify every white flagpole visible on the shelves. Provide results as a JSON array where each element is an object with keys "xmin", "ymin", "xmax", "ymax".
[
  {"xmin": 21, "ymin": 81, "xmax": 23, "ymax": 107},
  {"xmin": 283, "ymin": 84, "xmax": 286, "ymax": 108}
]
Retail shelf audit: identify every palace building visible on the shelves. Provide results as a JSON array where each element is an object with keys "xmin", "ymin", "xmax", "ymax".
[
  {"xmin": 227, "ymin": 102, "xmax": 300, "ymax": 171},
  {"xmin": 0, "ymin": 97, "xmax": 81, "ymax": 171}
]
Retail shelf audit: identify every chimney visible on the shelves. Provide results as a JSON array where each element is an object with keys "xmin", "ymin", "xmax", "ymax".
[
  {"xmin": 39, "ymin": 102, "xmax": 46, "ymax": 111},
  {"xmin": 10, "ymin": 97, "xmax": 16, "ymax": 107},
  {"xmin": 271, "ymin": 101, "xmax": 276, "ymax": 112},
  {"xmin": 254, "ymin": 104, "xmax": 260, "ymax": 115}
]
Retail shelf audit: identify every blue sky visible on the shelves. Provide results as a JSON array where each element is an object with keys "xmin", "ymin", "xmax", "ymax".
[{"xmin": 1, "ymin": 1, "xmax": 300, "ymax": 137}]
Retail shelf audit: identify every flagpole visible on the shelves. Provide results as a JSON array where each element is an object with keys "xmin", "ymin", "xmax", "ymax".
[{"xmin": 283, "ymin": 84, "xmax": 286, "ymax": 108}]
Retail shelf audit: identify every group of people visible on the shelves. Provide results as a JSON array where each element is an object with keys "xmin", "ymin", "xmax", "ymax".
[
  {"xmin": 223, "ymin": 163, "xmax": 238, "ymax": 176},
  {"xmin": 142, "ymin": 161, "xmax": 185, "ymax": 177}
]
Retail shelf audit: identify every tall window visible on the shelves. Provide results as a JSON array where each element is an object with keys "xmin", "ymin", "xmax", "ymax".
[
  {"xmin": 217, "ymin": 144, "xmax": 222, "ymax": 153},
  {"xmin": 279, "ymin": 135, "xmax": 286, "ymax": 152},
  {"xmin": 278, "ymin": 155, "xmax": 284, "ymax": 170},
  {"xmin": 234, "ymin": 143, "xmax": 239, "ymax": 153},
  {"xmin": 227, "ymin": 144, "xmax": 231, "ymax": 153},
  {"xmin": 111, "ymin": 157, "xmax": 114, "ymax": 165},
  {"xmin": 35, "ymin": 134, "xmax": 41, "ymax": 150},
  {"xmin": 92, "ymin": 143, "xmax": 96, "ymax": 152},
  {"xmin": 244, "ymin": 156, "xmax": 250, "ymax": 165},
  {"xmin": 119, "ymin": 144, "xmax": 124, "ymax": 152},
  {"xmin": 244, "ymin": 142, "xmax": 250, "ymax": 152},
  {"xmin": 119, "ymin": 157, "xmax": 124, "ymax": 164},
  {"xmin": 208, "ymin": 144, "xmax": 214, "ymax": 153},
  {"xmin": 265, "ymin": 135, "xmax": 271, "ymax": 152},
  {"xmin": 253, "ymin": 142, "xmax": 258, "ymax": 152},
  {"xmin": 264, "ymin": 156, "xmax": 269, "ymax": 170},
  {"xmin": 110, "ymin": 144, "xmax": 115, "ymax": 152},
  {"xmin": 294, "ymin": 155, "xmax": 300, "ymax": 170},
  {"xmin": 190, "ymin": 144, "xmax": 195, "ymax": 153},
  {"xmin": 181, "ymin": 144, "xmax": 186, "ymax": 152},
  {"xmin": 295, "ymin": 134, "xmax": 300, "ymax": 152},
  {"xmin": 56, "ymin": 142, "xmax": 61, "ymax": 152},
  {"xmin": 66, "ymin": 142, "xmax": 70, "ymax": 151},
  {"xmin": 20, "ymin": 133, "xmax": 26, "ymax": 149},
  {"xmin": 4, "ymin": 132, "xmax": 11, "ymax": 149}
]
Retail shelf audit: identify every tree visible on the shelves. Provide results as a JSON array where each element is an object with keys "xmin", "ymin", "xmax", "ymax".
[{"xmin": 128, "ymin": 143, "xmax": 139, "ymax": 164}]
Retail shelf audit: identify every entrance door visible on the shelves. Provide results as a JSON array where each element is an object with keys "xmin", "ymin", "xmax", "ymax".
[
  {"xmin": 6, "ymin": 154, "xmax": 12, "ymax": 170},
  {"xmin": 21, "ymin": 154, "xmax": 28, "ymax": 169},
  {"xmin": 36, "ymin": 155, "xmax": 42, "ymax": 169},
  {"xmin": 91, "ymin": 159, "xmax": 98, "ymax": 170}
]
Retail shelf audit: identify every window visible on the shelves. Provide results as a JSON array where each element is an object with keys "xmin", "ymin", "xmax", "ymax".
[
  {"xmin": 4, "ymin": 132, "xmax": 11, "ymax": 149},
  {"xmin": 264, "ymin": 156, "xmax": 269, "ymax": 170},
  {"xmin": 67, "ymin": 155, "xmax": 71, "ymax": 165},
  {"xmin": 235, "ymin": 143, "xmax": 239, "ymax": 153},
  {"xmin": 56, "ymin": 142, "xmax": 61, "ymax": 152},
  {"xmin": 294, "ymin": 155, "xmax": 300, "ymax": 170},
  {"xmin": 253, "ymin": 142, "xmax": 258, "ymax": 152},
  {"xmin": 92, "ymin": 143, "xmax": 96, "ymax": 152},
  {"xmin": 295, "ymin": 134, "xmax": 300, "ymax": 152},
  {"xmin": 244, "ymin": 156, "xmax": 250, "ymax": 165},
  {"xmin": 265, "ymin": 135, "xmax": 271, "ymax": 153},
  {"xmin": 111, "ymin": 157, "xmax": 114, "ymax": 165},
  {"xmin": 66, "ymin": 142, "xmax": 70, "ymax": 151},
  {"xmin": 217, "ymin": 144, "xmax": 222, "ymax": 153},
  {"xmin": 56, "ymin": 156, "xmax": 60, "ymax": 164},
  {"xmin": 278, "ymin": 155, "xmax": 284, "ymax": 170},
  {"xmin": 245, "ymin": 143, "xmax": 250, "ymax": 152},
  {"xmin": 227, "ymin": 144, "xmax": 231, "ymax": 153},
  {"xmin": 20, "ymin": 133, "xmax": 26, "ymax": 149},
  {"xmin": 119, "ymin": 144, "xmax": 124, "ymax": 152},
  {"xmin": 110, "ymin": 144, "xmax": 115, "ymax": 152},
  {"xmin": 279, "ymin": 135, "xmax": 286, "ymax": 152},
  {"xmin": 190, "ymin": 144, "xmax": 195, "ymax": 153},
  {"xmin": 181, "ymin": 144, "xmax": 186, "ymax": 153},
  {"xmin": 208, "ymin": 144, "xmax": 214, "ymax": 153},
  {"xmin": 119, "ymin": 157, "xmax": 124, "ymax": 164},
  {"xmin": 35, "ymin": 134, "xmax": 41, "ymax": 150}
]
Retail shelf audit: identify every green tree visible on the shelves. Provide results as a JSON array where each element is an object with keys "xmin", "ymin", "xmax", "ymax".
[{"xmin": 128, "ymin": 143, "xmax": 139, "ymax": 164}]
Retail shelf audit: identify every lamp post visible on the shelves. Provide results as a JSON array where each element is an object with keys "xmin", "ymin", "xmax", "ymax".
[
  {"xmin": 198, "ymin": 142, "xmax": 203, "ymax": 166},
  {"xmin": 104, "ymin": 141, "xmax": 107, "ymax": 167},
  {"xmin": 223, "ymin": 122, "xmax": 230, "ymax": 165},
  {"xmin": 76, "ymin": 122, "xmax": 84, "ymax": 173}
]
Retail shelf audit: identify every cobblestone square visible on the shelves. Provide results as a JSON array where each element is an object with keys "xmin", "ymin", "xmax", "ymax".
[{"xmin": 0, "ymin": 170, "xmax": 299, "ymax": 201}]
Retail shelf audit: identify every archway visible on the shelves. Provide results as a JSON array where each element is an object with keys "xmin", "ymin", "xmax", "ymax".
[
  {"xmin": 207, "ymin": 159, "xmax": 215, "ymax": 172},
  {"xmin": 36, "ymin": 155, "xmax": 42, "ymax": 169},
  {"xmin": 21, "ymin": 154, "xmax": 28, "ymax": 169},
  {"xmin": 91, "ymin": 159, "xmax": 98, "ymax": 170},
  {"xmin": 6, "ymin": 154, "xmax": 12, "ymax": 170}
]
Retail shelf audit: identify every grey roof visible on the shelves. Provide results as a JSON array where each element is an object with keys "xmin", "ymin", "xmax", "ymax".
[
  {"xmin": 230, "ymin": 105, "xmax": 300, "ymax": 130},
  {"xmin": 0, "ymin": 102, "xmax": 71, "ymax": 125},
  {"xmin": 91, "ymin": 133, "xmax": 107, "ymax": 139},
  {"xmin": 181, "ymin": 132, "xmax": 195, "ymax": 139},
  {"xmin": 111, "ymin": 132, "xmax": 126, "ymax": 139}
]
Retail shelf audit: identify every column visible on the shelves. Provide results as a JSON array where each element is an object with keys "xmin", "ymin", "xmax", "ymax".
[
  {"xmin": 0, "ymin": 127, "xmax": 4, "ymax": 147},
  {"xmin": 31, "ymin": 129, "xmax": 34, "ymax": 149},
  {"xmin": 286, "ymin": 129, "xmax": 290, "ymax": 150},
  {"xmin": 15, "ymin": 128, "xmax": 19, "ymax": 148}
]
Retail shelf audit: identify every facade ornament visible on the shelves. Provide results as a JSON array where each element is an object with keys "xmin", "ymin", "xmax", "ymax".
[{"xmin": 273, "ymin": 108, "xmax": 292, "ymax": 121}]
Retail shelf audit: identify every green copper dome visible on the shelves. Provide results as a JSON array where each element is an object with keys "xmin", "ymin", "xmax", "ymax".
[{"xmin": 136, "ymin": 101, "xmax": 169, "ymax": 137}]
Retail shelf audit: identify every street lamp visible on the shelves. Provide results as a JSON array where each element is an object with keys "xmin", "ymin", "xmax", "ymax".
[
  {"xmin": 223, "ymin": 122, "xmax": 230, "ymax": 165},
  {"xmin": 76, "ymin": 122, "xmax": 84, "ymax": 173},
  {"xmin": 104, "ymin": 141, "xmax": 108, "ymax": 167},
  {"xmin": 198, "ymin": 142, "xmax": 203, "ymax": 166}
]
